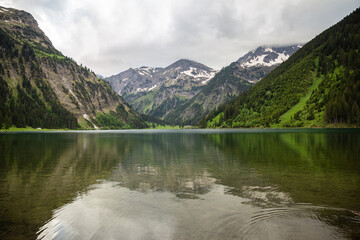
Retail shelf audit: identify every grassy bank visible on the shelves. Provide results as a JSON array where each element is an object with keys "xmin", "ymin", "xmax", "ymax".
[
  {"xmin": 1, "ymin": 125, "xmax": 185, "ymax": 132},
  {"xmin": 148, "ymin": 125, "xmax": 182, "ymax": 130},
  {"xmin": 0, "ymin": 126, "xmax": 69, "ymax": 132}
]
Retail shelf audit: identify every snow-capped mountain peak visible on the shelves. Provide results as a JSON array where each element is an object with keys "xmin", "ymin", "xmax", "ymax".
[
  {"xmin": 237, "ymin": 45, "xmax": 302, "ymax": 68},
  {"xmin": 105, "ymin": 59, "xmax": 217, "ymax": 96}
]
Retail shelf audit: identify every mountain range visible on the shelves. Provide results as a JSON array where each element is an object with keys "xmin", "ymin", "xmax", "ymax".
[
  {"xmin": 0, "ymin": 6, "xmax": 147, "ymax": 129},
  {"xmin": 1, "ymin": 5, "xmax": 358, "ymax": 130},
  {"xmin": 165, "ymin": 45, "xmax": 302, "ymax": 125},
  {"xmin": 105, "ymin": 59, "xmax": 217, "ymax": 120},
  {"xmin": 106, "ymin": 45, "xmax": 301, "ymax": 125},
  {"xmin": 202, "ymin": 8, "xmax": 360, "ymax": 128}
]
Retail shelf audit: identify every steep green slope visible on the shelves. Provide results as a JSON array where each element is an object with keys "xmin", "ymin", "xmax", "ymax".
[
  {"xmin": 203, "ymin": 8, "xmax": 360, "ymax": 128},
  {"xmin": 0, "ymin": 6, "xmax": 147, "ymax": 129}
]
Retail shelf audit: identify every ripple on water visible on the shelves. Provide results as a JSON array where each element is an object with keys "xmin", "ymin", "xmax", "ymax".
[
  {"xmin": 36, "ymin": 182, "xmax": 359, "ymax": 240},
  {"xmin": 239, "ymin": 205, "xmax": 359, "ymax": 240}
]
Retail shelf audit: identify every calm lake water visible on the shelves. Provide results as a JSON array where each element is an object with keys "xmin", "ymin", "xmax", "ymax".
[{"xmin": 0, "ymin": 129, "xmax": 360, "ymax": 240}]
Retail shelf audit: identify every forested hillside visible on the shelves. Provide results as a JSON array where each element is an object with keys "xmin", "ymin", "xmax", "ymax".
[
  {"xmin": 0, "ymin": 6, "xmax": 147, "ymax": 129},
  {"xmin": 202, "ymin": 8, "xmax": 360, "ymax": 128}
]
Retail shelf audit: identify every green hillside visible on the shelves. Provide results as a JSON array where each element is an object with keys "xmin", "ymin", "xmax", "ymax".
[
  {"xmin": 0, "ymin": 6, "xmax": 148, "ymax": 130},
  {"xmin": 202, "ymin": 8, "xmax": 360, "ymax": 128}
]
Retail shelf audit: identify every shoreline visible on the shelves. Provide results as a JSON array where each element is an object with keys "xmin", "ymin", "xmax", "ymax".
[{"xmin": 1, "ymin": 125, "xmax": 359, "ymax": 133}]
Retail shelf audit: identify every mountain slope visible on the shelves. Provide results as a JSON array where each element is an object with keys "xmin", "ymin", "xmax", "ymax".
[
  {"xmin": 164, "ymin": 63, "xmax": 253, "ymax": 125},
  {"xmin": 105, "ymin": 59, "xmax": 217, "ymax": 119},
  {"xmin": 0, "ymin": 6, "xmax": 147, "ymax": 129},
  {"xmin": 164, "ymin": 45, "xmax": 301, "ymax": 125},
  {"xmin": 203, "ymin": 8, "xmax": 360, "ymax": 128}
]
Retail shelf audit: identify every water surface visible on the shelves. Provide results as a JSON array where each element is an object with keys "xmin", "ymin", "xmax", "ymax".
[{"xmin": 0, "ymin": 129, "xmax": 359, "ymax": 239}]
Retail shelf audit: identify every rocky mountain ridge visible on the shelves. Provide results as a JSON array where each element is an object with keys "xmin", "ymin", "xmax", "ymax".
[
  {"xmin": 105, "ymin": 59, "xmax": 217, "ymax": 119},
  {"xmin": 106, "ymin": 59, "xmax": 217, "ymax": 96}
]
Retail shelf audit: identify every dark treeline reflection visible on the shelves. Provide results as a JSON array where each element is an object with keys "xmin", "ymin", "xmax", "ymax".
[
  {"xmin": 0, "ymin": 130, "xmax": 359, "ymax": 239},
  {"xmin": 205, "ymin": 131, "xmax": 360, "ymax": 209},
  {"xmin": 0, "ymin": 133, "xmax": 133, "ymax": 239}
]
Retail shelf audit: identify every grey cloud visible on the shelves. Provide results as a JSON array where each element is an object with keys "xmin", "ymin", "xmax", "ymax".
[{"xmin": 0, "ymin": 0, "xmax": 358, "ymax": 76}]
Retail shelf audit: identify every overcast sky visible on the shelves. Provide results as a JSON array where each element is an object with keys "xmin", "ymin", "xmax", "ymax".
[{"xmin": 0, "ymin": 0, "xmax": 359, "ymax": 76}]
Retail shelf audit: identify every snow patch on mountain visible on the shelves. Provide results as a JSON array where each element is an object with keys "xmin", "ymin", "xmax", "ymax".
[
  {"xmin": 241, "ymin": 52, "xmax": 290, "ymax": 67},
  {"xmin": 0, "ymin": 7, "xmax": 11, "ymax": 13},
  {"xmin": 242, "ymin": 54, "xmax": 267, "ymax": 67},
  {"xmin": 238, "ymin": 45, "xmax": 302, "ymax": 68},
  {"xmin": 264, "ymin": 47, "xmax": 274, "ymax": 53},
  {"xmin": 182, "ymin": 67, "xmax": 217, "ymax": 83},
  {"xmin": 275, "ymin": 52, "xmax": 289, "ymax": 63},
  {"xmin": 135, "ymin": 67, "xmax": 159, "ymax": 76},
  {"xmin": 201, "ymin": 78, "xmax": 212, "ymax": 85},
  {"xmin": 135, "ymin": 84, "xmax": 158, "ymax": 93},
  {"xmin": 182, "ymin": 67, "xmax": 198, "ymax": 77}
]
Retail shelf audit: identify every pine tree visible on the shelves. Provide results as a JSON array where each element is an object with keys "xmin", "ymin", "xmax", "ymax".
[
  {"xmin": 352, "ymin": 101, "xmax": 360, "ymax": 124},
  {"xmin": 219, "ymin": 113, "xmax": 224, "ymax": 126}
]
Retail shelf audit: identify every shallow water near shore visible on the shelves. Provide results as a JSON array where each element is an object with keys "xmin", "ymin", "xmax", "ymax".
[{"xmin": 0, "ymin": 129, "xmax": 359, "ymax": 239}]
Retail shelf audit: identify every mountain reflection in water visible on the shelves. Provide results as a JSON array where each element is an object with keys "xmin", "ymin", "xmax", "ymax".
[{"xmin": 0, "ymin": 129, "xmax": 359, "ymax": 239}]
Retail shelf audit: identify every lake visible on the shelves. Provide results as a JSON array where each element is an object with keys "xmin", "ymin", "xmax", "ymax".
[{"xmin": 0, "ymin": 129, "xmax": 359, "ymax": 239}]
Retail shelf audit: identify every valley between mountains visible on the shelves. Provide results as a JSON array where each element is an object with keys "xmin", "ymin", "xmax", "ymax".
[
  {"xmin": 105, "ymin": 45, "xmax": 301, "ymax": 125},
  {"xmin": 0, "ymin": 5, "xmax": 359, "ymax": 130}
]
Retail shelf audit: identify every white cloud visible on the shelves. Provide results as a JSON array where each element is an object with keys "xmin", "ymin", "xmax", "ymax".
[{"xmin": 0, "ymin": 0, "xmax": 358, "ymax": 76}]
